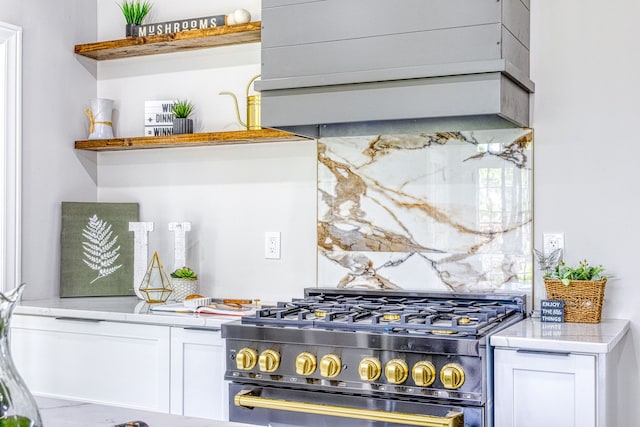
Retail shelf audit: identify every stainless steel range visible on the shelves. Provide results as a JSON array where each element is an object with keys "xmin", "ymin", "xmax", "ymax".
[{"xmin": 222, "ymin": 288, "xmax": 526, "ymax": 427}]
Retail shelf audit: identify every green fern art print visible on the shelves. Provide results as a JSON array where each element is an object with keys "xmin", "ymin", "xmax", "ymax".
[{"xmin": 60, "ymin": 202, "xmax": 139, "ymax": 297}]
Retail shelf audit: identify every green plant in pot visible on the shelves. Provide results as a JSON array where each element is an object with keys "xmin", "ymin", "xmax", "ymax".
[
  {"xmin": 117, "ymin": 0, "xmax": 153, "ymax": 38},
  {"xmin": 170, "ymin": 267, "xmax": 199, "ymax": 301},
  {"xmin": 172, "ymin": 99, "xmax": 194, "ymax": 135},
  {"xmin": 543, "ymin": 259, "xmax": 610, "ymax": 323}
]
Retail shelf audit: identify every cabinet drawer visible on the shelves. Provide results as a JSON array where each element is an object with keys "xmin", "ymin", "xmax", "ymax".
[{"xmin": 11, "ymin": 315, "xmax": 170, "ymax": 411}]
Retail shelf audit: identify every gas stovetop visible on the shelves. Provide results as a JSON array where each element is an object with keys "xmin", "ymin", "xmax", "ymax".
[
  {"xmin": 242, "ymin": 288, "xmax": 525, "ymax": 338},
  {"xmin": 223, "ymin": 288, "xmax": 526, "ymax": 404}
]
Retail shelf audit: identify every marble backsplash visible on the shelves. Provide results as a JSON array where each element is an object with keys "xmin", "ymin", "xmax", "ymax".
[{"xmin": 317, "ymin": 128, "xmax": 533, "ymax": 293}]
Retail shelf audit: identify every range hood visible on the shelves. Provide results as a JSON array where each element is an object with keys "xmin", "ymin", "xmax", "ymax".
[{"xmin": 256, "ymin": 0, "xmax": 534, "ymax": 138}]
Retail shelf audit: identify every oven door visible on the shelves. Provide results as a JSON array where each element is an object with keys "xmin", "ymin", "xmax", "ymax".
[{"xmin": 229, "ymin": 383, "xmax": 482, "ymax": 427}]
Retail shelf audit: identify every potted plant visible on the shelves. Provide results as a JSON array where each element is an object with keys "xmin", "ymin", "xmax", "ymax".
[
  {"xmin": 118, "ymin": 0, "xmax": 153, "ymax": 38},
  {"xmin": 172, "ymin": 99, "xmax": 194, "ymax": 134},
  {"xmin": 170, "ymin": 266, "xmax": 199, "ymax": 302},
  {"xmin": 543, "ymin": 259, "xmax": 609, "ymax": 323}
]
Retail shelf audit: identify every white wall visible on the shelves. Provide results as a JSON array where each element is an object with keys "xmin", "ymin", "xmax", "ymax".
[
  {"xmin": 95, "ymin": 0, "xmax": 317, "ymax": 301},
  {"xmin": 0, "ymin": 0, "xmax": 98, "ymax": 300},
  {"xmin": 4, "ymin": 0, "xmax": 639, "ymax": 420},
  {"xmin": 531, "ymin": 1, "xmax": 639, "ymax": 423}
]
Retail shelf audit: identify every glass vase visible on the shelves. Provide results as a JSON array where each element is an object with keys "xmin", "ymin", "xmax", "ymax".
[{"xmin": 0, "ymin": 284, "xmax": 42, "ymax": 426}]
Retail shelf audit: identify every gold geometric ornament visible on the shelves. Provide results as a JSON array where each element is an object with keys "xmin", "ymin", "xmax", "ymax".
[{"xmin": 138, "ymin": 251, "xmax": 173, "ymax": 303}]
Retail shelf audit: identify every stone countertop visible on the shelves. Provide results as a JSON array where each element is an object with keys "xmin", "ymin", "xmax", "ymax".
[
  {"xmin": 15, "ymin": 296, "xmax": 240, "ymax": 329},
  {"xmin": 36, "ymin": 396, "xmax": 254, "ymax": 427},
  {"xmin": 490, "ymin": 318, "xmax": 630, "ymax": 353}
]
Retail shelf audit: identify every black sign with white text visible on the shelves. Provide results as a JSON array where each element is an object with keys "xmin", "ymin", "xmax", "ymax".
[
  {"xmin": 541, "ymin": 299, "xmax": 564, "ymax": 323},
  {"xmin": 134, "ymin": 15, "xmax": 226, "ymax": 37}
]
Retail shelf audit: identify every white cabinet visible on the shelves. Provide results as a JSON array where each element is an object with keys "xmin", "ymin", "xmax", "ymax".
[
  {"xmin": 10, "ymin": 312, "xmax": 230, "ymax": 419},
  {"xmin": 493, "ymin": 349, "xmax": 596, "ymax": 427},
  {"xmin": 10, "ymin": 315, "xmax": 171, "ymax": 411},
  {"xmin": 491, "ymin": 318, "xmax": 630, "ymax": 427},
  {"xmin": 170, "ymin": 326, "xmax": 228, "ymax": 420}
]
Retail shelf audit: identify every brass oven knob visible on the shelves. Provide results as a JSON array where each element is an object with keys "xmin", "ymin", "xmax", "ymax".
[
  {"xmin": 358, "ymin": 357, "xmax": 382, "ymax": 382},
  {"xmin": 319, "ymin": 354, "xmax": 342, "ymax": 378},
  {"xmin": 235, "ymin": 348, "xmax": 258, "ymax": 370},
  {"xmin": 440, "ymin": 363, "xmax": 465, "ymax": 389},
  {"xmin": 412, "ymin": 361, "xmax": 436, "ymax": 387},
  {"xmin": 295, "ymin": 352, "xmax": 317, "ymax": 376},
  {"xmin": 384, "ymin": 359, "xmax": 409, "ymax": 384},
  {"xmin": 258, "ymin": 349, "xmax": 281, "ymax": 373}
]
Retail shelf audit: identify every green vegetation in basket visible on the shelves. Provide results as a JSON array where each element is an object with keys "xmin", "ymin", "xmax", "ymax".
[
  {"xmin": 171, "ymin": 267, "xmax": 197, "ymax": 280},
  {"xmin": 544, "ymin": 259, "xmax": 607, "ymax": 286},
  {"xmin": 172, "ymin": 100, "xmax": 194, "ymax": 119},
  {"xmin": 117, "ymin": 0, "xmax": 153, "ymax": 25}
]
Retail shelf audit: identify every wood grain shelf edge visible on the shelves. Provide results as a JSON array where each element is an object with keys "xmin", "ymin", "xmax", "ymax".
[
  {"xmin": 74, "ymin": 22, "xmax": 261, "ymax": 60},
  {"xmin": 74, "ymin": 129, "xmax": 311, "ymax": 151}
]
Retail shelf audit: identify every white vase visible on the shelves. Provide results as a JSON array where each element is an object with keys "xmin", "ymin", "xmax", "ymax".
[{"xmin": 86, "ymin": 98, "xmax": 114, "ymax": 139}]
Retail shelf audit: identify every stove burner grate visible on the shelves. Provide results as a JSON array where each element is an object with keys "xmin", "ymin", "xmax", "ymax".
[{"xmin": 245, "ymin": 294, "xmax": 518, "ymax": 337}]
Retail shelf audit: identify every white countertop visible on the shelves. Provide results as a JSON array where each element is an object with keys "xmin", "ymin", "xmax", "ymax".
[
  {"xmin": 15, "ymin": 296, "xmax": 237, "ymax": 329},
  {"xmin": 490, "ymin": 318, "xmax": 630, "ymax": 353},
  {"xmin": 36, "ymin": 396, "xmax": 254, "ymax": 427},
  {"xmin": 19, "ymin": 297, "xmax": 630, "ymax": 354}
]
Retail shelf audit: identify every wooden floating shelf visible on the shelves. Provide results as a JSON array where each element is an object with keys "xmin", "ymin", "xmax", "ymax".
[
  {"xmin": 74, "ymin": 21, "xmax": 261, "ymax": 60},
  {"xmin": 75, "ymin": 129, "xmax": 311, "ymax": 151}
]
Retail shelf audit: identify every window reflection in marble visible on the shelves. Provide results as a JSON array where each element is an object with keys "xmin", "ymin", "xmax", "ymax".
[{"xmin": 317, "ymin": 129, "xmax": 533, "ymax": 293}]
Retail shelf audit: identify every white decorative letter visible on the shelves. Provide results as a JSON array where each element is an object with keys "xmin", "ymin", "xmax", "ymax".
[
  {"xmin": 129, "ymin": 222, "xmax": 154, "ymax": 300},
  {"xmin": 169, "ymin": 222, "xmax": 191, "ymax": 270}
]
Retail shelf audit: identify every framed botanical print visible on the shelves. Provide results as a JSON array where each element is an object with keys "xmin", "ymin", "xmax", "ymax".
[{"xmin": 60, "ymin": 202, "xmax": 139, "ymax": 297}]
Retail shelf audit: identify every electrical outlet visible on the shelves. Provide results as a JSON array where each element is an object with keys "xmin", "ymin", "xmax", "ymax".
[
  {"xmin": 264, "ymin": 231, "xmax": 281, "ymax": 259},
  {"xmin": 543, "ymin": 232, "xmax": 565, "ymax": 257}
]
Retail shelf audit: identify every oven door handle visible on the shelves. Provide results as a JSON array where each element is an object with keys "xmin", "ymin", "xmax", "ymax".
[{"xmin": 234, "ymin": 391, "xmax": 464, "ymax": 427}]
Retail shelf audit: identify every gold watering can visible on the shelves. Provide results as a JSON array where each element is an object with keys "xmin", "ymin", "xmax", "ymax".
[{"xmin": 219, "ymin": 74, "xmax": 261, "ymax": 130}]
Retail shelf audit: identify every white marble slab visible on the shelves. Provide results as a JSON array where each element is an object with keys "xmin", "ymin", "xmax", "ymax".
[
  {"xmin": 36, "ymin": 396, "xmax": 254, "ymax": 427},
  {"xmin": 318, "ymin": 129, "xmax": 533, "ymax": 293},
  {"xmin": 490, "ymin": 318, "xmax": 630, "ymax": 353},
  {"xmin": 15, "ymin": 297, "xmax": 236, "ymax": 329}
]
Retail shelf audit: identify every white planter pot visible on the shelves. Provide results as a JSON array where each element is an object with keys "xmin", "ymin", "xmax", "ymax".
[{"xmin": 170, "ymin": 278, "xmax": 199, "ymax": 302}]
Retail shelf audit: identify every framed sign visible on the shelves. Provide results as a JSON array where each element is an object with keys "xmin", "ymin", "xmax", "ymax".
[
  {"xmin": 60, "ymin": 202, "xmax": 139, "ymax": 297},
  {"xmin": 541, "ymin": 299, "xmax": 565, "ymax": 323}
]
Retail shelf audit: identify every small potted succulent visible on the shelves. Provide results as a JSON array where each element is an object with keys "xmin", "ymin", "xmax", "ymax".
[
  {"xmin": 118, "ymin": 0, "xmax": 153, "ymax": 38},
  {"xmin": 543, "ymin": 258, "xmax": 610, "ymax": 323},
  {"xmin": 172, "ymin": 99, "xmax": 194, "ymax": 135},
  {"xmin": 170, "ymin": 266, "xmax": 199, "ymax": 302}
]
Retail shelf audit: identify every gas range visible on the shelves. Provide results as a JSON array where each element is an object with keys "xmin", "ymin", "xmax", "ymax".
[{"xmin": 222, "ymin": 288, "xmax": 526, "ymax": 427}]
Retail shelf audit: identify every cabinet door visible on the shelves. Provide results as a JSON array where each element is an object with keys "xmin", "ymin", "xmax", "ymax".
[
  {"xmin": 170, "ymin": 327, "xmax": 227, "ymax": 420},
  {"xmin": 10, "ymin": 315, "xmax": 170, "ymax": 411},
  {"xmin": 494, "ymin": 348, "xmax": 596, "ymax": 427}
]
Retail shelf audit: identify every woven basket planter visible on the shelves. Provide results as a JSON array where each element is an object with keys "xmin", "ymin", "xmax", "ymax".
[{"xmin": 544, "ymin": 279, "xmax": 607, "ymax": 323}]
